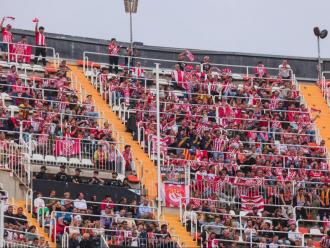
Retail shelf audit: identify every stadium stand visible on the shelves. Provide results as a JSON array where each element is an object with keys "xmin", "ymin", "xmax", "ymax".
[
  {"xmin": 76, "ymin": 46, "xmax": 330, "ymax": 248},
  {"xmin": 0, "ymin": 15, "xmax": 330, "ymax": 248}
]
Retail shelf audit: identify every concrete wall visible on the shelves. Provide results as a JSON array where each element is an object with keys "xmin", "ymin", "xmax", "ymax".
[
  {"xmin": 0, "ymin": 170, "xmax": 26, "ymax": 200},
  {"xmin": 12, "ymin": 29, "xmax": 330, "ymax": 80}
]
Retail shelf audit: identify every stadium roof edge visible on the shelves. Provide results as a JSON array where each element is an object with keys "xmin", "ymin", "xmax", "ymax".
[{"xmin": 12, "ymin": 28, "xmax": 325, "ymax": 62}]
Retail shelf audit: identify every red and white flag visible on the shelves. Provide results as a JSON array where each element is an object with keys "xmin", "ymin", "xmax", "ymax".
[
  {"xmin": 241, "ymin": 195, "xmax": 264, "ymax": 213},
  {"xmin": 152, "ymin": 135, "xmax": 169, "ymax": 153},
  {"xmin": 185, "ymin": 50, "xmax": 195, "ymax": 62},
  {"xmin": 54, "ymin": 138, "xmax": 81, "ymax": 156},
  {"xmin": 164, "ymin": 183, "xmax": 186, "ymax": 208}
]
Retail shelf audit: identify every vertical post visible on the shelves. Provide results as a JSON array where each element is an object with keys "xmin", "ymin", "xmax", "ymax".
[
  {"xmin": 0, "ymin": 199, "xmax": 4, "ymax": 247},
  {"xmin": 129, "ymin": 0, "xmax": 133, "ymax": 68},
  {"xmin": 155, "ymin": 63, "xmax": 162, "ymax": 220},
  {"xmin": 130, "ymin": 7, "xmax": 133, "ymax": 51},
  {"xmin": 317, "ymin": 36, "xmax": 322, "ymax": 81}
]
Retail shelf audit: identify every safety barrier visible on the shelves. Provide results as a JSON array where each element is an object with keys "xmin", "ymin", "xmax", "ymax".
[
  {"xmin": 82, "ymin": 51, "xmax": 293, "ymax": 78},
  {"xmin": 0, "ymin": 41, "xmax": 59, "ymax": 67},
  {"xmin": 60, "ymin": 226, "xmax": 181, "ymax": 248},
  {"xmin": 321, "ymin": 71, "xmax": 330, "ymax": 107}
]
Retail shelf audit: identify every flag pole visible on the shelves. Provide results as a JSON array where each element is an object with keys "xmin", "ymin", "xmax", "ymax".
[{"xmin": 155, "ymin": 63, "xmax": 162, "ymax": 219}]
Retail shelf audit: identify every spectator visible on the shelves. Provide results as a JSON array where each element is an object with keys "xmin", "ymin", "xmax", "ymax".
[
  {"xmin": 254, "ymin": 61, "xmax": 267, "ymax": 79},
  {"xmin": 79, "ymin": 233, "xmax": 93, "ymax": 248},
  {"xmin": 73, "ymin": 192, "xmax": 87, "ymax": 210},
  {"xmin": 55, "ymin": 165, "xmax": 68, "ymax": 181},
  {"xmin": 6, "ymin": 65, "xmax": 18, "ymax": 86},
  {"xmin": 320, "ymin": 230, "xmax": 330, "ymax": 248},
  {"xmin": 83, "ymin": 95, "xmax": 99, "ymax": 118},
  {"xmin": 122, "ymin": 145, "xmax": 133, "ymax": 171},
  {"xmin": 293, "ymin": 188, "xmax": 309, "ymax": 220},
  {"xmin": 15, "ymin": 207, "xmax": 28, "ymax": 226},
  {"xmin": 88, "ymin": 170, "xmax": 104, "ymax": 185},
  {"xmin": 278, "ymin": 60, "xmax": 291, "ymax": 80},
  {"xmin": 107, "ymin": 171, "xmax": 121, "ymax": 187},
  {"xmin": 288, "ymin": 224, "xmax": 301, "ymax": 246},
  {"xmin": 4, "ymin": 205, "xmax": 16, "ymax": 225},
  {"xmin": 33, "ymin": 19, "xmax": 47, "ymax": 65},
  {"xmin": 94, "ymin": 144, "xmax": 108, "ymax": 170},
  {"xmin": 25, "ymin": 225, "xmax": 38, "ymax": 242},
  {"xmin": 69, "ymin": 233, "xmax": 80, "ymax": 248},
  {"xmin": 100, "ymin": 195, "xmax": 113, "ymax": 213},
  {"xmin": 138, "ymin": 199, "xmax": 153, "ymax": 219},
  {"xmin": 201, "ymin": 56, "xmax": 211, "ymax": 73},
  {"xmin": 71, "ymin": 168, "xmax": 82, "ymax": 184},
  {"xmin": 125, "ymin": 47, "xmax": 134, "ymax": 67},
  {"xmin": 0, "ymin": 16, "xmax": 13, "ymax": 60},
  {"xmin": 35, "ymin": 165, "xmax": 48, "ymax": 180},
  {"xmin": 108, "ymin": 38, "xmax": 120, "ymax": 74}
]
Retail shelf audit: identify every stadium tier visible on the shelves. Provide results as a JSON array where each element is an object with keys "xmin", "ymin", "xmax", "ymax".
[{"xmin": 0, "ymin": 18, "xmax": 330, "ymax": 248}]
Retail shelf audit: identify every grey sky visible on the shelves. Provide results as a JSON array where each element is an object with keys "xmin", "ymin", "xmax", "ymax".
[{"xmin": 1, "ymin": 0, "xmax": 329, "ymax": 57}]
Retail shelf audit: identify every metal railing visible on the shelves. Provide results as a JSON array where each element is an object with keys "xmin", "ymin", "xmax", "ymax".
[{"xmin": 0, "ymin": 41, "xmax": 58, "ymax": 67}]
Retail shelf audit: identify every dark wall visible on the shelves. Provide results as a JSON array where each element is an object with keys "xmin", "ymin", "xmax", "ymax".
[
  {"xmin": 33, "ymin": 179, "xmax": 140, "ymax": 203},
  {"xmin": 13, "ymin": 29, "xmax": 328, "ymax": 80}
]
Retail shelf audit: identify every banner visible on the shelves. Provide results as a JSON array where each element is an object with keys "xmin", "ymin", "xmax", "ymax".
[
  {"xmin": 54, "ymin": 138, "xmax": 81, "ymax": 156},
  {"xmin": 164, "ymin": 183, "xmax": 186, "ymax": 208},
  {"xmin": 185, "ymin": 49, "xmax": 195, "ymax": 62},
  {"xmin": 241, "ymin": 195, "xmax": 264, "ymax": 213}
]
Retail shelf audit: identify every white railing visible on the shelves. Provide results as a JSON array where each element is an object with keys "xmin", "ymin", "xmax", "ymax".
[
  {"xmin": 321, "ymin": 71, "xmax": 330, "ymax": 107},
  {"xmin": 0, "ymin": 41, "xmax": 58, "ymax": 67},
  {"xmin": 82, "ymin": 51, "xmax": 292, "ymax": 78}
]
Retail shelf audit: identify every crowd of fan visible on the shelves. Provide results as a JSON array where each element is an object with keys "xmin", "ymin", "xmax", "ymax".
[
  {"xmin": 33, "ymin": 190, "xmax": 179, "ymax": 247},
  {"xmin": 3, "ymin": 205, "xmax": 50, "ymax": 247},
  {"xmin": 0, "ymin": 60, "xmax": 140, "ymax": 174},
  {"xmin": 88, "ymin": 48, "xmax": 330, "ymax": 247}
]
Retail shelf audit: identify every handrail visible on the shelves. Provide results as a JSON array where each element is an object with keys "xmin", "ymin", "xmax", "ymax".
[
  {"xmin": 50, "ymin": 210, "xmax": 165, "ymax": 241},
  {"xmin": 0, "ymin": 41, "xmax": 58, "ymax": 67},
  {"xmin": 82, "ymin": 50, "xmax": 291, "ymax": 75},
  {"xmin": 160, "ymin": 146, "xmax": 328, "ymax": 162},
  {"xmin": 38, "ymin": 196, "xmax": 156, "ymax": 213},
  {"xmin": 114, "ymin": 94, "xmax": 309, "ymax": 114},
  {"xmin": 211, "ymin": 239, "xmax": 305, "ymax": 248},
  {"xmin": 0, "ymin": 83, "xmax": 99, "ymax": 109},
  {"xmin": 137, "ymin": 120, "xmax": 317, "ymax": 137}
]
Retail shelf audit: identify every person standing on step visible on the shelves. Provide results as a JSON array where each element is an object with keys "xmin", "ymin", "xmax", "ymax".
[
  {"xmin": 108, "ymin": 38, "xmax": 120, "ymax": 74},
  {"xmin": 33, "ymin": 18, "xmax": 47, "ymax": 66}
]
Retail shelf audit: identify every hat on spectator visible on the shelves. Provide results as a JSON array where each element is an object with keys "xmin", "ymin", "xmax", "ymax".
[
  {"xmin": 40, "ymin": 165, "xmax": 47, "ymax": 170},
  {"xmin": 75, "ymin": 168, "xmax": 81, "ymax": 172}
]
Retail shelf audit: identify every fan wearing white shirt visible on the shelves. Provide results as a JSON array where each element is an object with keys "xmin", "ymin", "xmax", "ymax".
[
  {"xmin": 34, "ymin": 192, "xmax": 45, "ymax": 209},
  {"xmin": 288, "ymin": 224, "xmax": 301, "ymax": 246},
  {"xmin": 278, "ymin": 60, "xmax": 291, "ymax": 80},
  {"xmin": 73, "ymin": 192, "xmax": 87, "ymax": 210}
]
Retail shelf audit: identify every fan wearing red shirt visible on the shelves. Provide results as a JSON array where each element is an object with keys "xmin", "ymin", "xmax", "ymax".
[
  {"xmin": 108, "ymin": 38, "xmax": 120, "ymax": 74},
  {"xmin": 0, "ymin": 17, "xmax": 13, "ymax": 60},
  {"xmin": 33, "ymin": 20, "xmax": 47, "ymax": 65}
]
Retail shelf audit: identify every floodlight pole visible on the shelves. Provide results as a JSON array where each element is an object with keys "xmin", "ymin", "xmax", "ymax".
[
  {"xmin": 0, "ymin": 199, "xmax": 4, "ymax": 247},
  {"xmin": 155, "ymin": 63, "xmax": 162, "ymax": 220},
  {"xmin": 129, "ymin": 1, "xmax": 133, "ymax": 51},
  {"xmin": 317, "ymin": 36, "xmax": 321, "ymax": 81}
]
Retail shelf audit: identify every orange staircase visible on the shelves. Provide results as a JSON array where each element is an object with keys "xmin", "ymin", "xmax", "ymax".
[{"xmin": 299, "ymin": 82, "xmax": 330, "ymax": 150}]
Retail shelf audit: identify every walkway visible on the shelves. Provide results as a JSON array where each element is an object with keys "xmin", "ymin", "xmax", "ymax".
[{"xmin": 299, "ymin": 83, "xmax": 330, "ymax": 150}]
